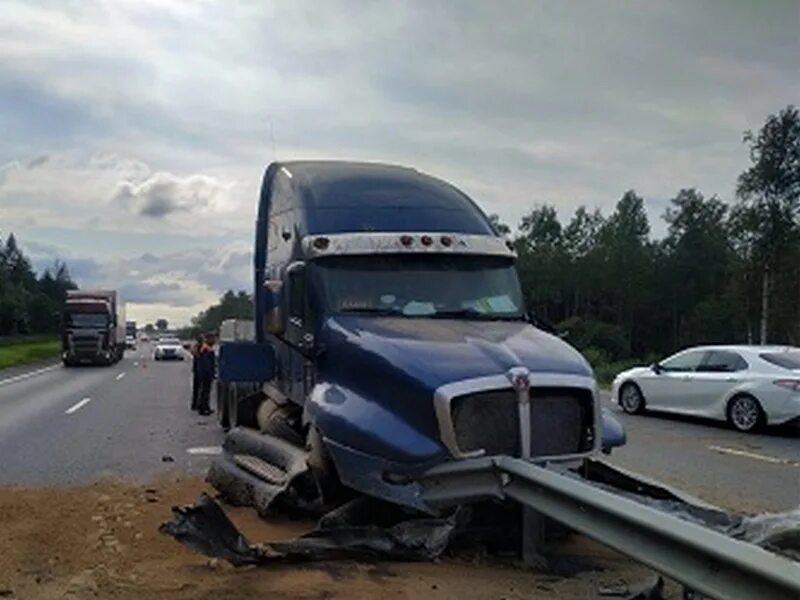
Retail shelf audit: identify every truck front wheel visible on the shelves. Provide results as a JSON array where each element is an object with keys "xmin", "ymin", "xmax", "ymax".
[{"xmin": 216, "ymin": 382, "xmax": 230, "ymax": 430}]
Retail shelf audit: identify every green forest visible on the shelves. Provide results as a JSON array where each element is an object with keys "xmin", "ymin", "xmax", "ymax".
[
  {"xmin": 500, "ymin": 104, "xmax": 799, "ymax": 375},
  {"xmin": 0, "ymin": 233, "xmax": 77, "ymax": 336}
]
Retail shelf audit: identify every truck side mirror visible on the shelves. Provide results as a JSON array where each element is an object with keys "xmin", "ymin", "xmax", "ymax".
[{"xmin": 263, "ymin": 278, "xmax": 285, "ymax": 336}]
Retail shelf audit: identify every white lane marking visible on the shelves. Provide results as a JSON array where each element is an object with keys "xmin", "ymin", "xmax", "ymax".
[
  {"xmin": 65, "ymin": 397, "xmax": 92, "ymax": 415},
  {"xmin": 116, "ymin": 372, "xmax": 126, "ymax": 381},
  {"xmin": 186, "ymin": 446, "xmax": 222, "ymax": 456},
  {"xmin": 0, "ymin": 364, "xmax": 60, "ymax": 388},
  {"xmin": 708, "ymin": 445, "xmax": 798, "ymax": 467}
]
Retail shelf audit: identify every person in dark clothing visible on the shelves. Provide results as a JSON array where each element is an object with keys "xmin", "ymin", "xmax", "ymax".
[
  {"xmin": 190, "ymin": 335, "xmax": 203, "ymax": 411},
  {"xmin": 196, "ymin": 335, "xmax": 216, "ymax": 416}
]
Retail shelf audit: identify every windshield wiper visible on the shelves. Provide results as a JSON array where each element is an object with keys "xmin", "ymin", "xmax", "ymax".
[
  {"xmin": 339, "ymin": 307, "xmax": 405, "ymax": 316},
  {"xmin": 429, "ymin": 309, "xmax": 524, "ymax": 321}
]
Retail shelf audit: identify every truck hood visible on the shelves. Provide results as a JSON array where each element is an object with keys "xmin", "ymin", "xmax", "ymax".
[
  {"xmin": 320, "ymin": 315, "xmax": 591, "ymax": 392},
  {"xmin": 312, "ymin": 315, "xmax": 594, "ymax": 463}
]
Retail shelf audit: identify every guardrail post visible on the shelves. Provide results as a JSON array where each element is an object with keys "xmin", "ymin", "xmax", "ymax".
[{"xmin": 521, "ymin": 506, "xmax": 545, "ymax": 566}]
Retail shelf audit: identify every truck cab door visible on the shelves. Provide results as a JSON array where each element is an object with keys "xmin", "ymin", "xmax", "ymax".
[{"xmin": 284, "ymin": 262, "xmax": 315, "ymax": 405}]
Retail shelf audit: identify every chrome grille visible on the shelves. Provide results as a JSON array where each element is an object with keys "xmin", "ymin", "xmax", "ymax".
[
  {"xmin": 72, "ymin": 335, "xmax": 100, "ymax": 355},
  {"xmin": 529, "ymin": 389, "xmax": 594, "ymax": 456},
  {"xmin": 451, "ymin": 390, "xmax": 519, "ymax": 456},
  {"xmin": 449, "ymin": 387, "xmax": 594, "ymax": 458}
]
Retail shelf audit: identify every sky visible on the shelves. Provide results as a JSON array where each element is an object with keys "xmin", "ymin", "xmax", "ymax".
[{"xmin": 1, "ymin": 1, "xmax": 798, "ymax": 326}]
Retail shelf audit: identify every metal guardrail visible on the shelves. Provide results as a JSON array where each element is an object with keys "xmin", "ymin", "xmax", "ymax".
[{"xmin": 419, "ymin": 456, "xmax": 800, "ymax": 600}]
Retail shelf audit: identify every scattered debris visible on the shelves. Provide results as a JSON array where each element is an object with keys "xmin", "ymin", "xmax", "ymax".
[
  {"xmin": 206, "ymin": 428, "xmax": 314, "ymax": 517},
  {"xmin": 599, "ymin": 575, "xmax": 665, "ymax": 599},
  {"xmin": 160, "ymin": 493, "xmax": 459, "ymax": 566}
]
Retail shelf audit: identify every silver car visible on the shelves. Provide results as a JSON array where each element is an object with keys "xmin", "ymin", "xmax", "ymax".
[
  {"xmin": 153, "ymin": 337, "xmax": 185, "ymax": 361},
  {"xmin": 611, "ymin": 345, "xmax": 800, "ymax": 432}
]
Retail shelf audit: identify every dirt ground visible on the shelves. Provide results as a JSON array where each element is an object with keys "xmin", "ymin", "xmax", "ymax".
[{"xmin": 0, "ymin": 475, "xmax": 676, "ymax": 599}]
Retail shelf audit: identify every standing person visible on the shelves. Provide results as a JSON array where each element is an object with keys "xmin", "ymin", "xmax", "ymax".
[
  {"xmin": 196, "ymin": 334, "xmax": 216, "ymax": 416},
  {"xmin": 190, "ymin": 335, "xmax": 203, "ymax": 412}
]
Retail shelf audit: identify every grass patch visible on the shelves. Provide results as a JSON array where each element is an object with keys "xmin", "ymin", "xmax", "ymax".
[{"xmin": 0, "ymin": 337, "xmax": 61, "ymax": 370}]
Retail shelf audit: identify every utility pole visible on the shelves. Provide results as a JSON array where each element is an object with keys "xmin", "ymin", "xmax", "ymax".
[{"xmin": 759, "ymin": 263, "xmax": 769, "ymax": 345}]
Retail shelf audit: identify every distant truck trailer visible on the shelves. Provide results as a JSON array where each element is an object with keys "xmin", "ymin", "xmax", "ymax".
[{"xmin": 62, "ymin": 290, "xmax": 126, "ymax": 366}]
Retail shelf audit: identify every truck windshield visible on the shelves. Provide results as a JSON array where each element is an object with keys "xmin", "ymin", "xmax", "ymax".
[
  {"xmin": 65, "ymin": 313, "xmax": 108, "ymax": 328},
  {"xmin": 314, "ymin": 254, "xmax": 525, "ymax": 319}
]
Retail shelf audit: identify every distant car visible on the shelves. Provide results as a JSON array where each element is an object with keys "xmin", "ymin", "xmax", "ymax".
[
  {"xmin": 153, "ymin": 337, "xmax": 184, "ymax": 361},
  {"xmin": 612, "ymin": 345, "xmax": 800, "ymax": 432},
  {"xmin": 125, "ymin": 335, "xmax": 136, "ymax": 350},
  {"xmin": 140, "ymin": 334, "xmax": 150, "ymax": 342}
]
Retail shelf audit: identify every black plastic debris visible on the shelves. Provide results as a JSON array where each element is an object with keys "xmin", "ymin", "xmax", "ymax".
[
  {"xmin": 599, "ymin": 575, "xmax": 665, "ymax": 599},
  {"xmin": 159, "ymin": 493, "xmax": 261, "ymax": 566},
  {"xmin": 578, "ymin": 460, "xmax": 800, "ymax": 562},
  {"xmin": 728, "ymin": 509, "xmax": 800, "ymax": 561},
  {"xmin": 160, "ymin": 493, "xmax": 459, "ymax": 565}
]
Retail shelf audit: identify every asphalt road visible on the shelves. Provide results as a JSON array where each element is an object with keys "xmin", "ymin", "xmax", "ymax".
[
  {"xmin": 0, "ymin": 342, "xmax": 224, "ymax": 485},
  {"xmin": 0, "ymin": 352, "xmax": 797, "ymax": 515},
  {"xmin": 602, "ymin": 392, "xmax": 800, "ymax": 514}
]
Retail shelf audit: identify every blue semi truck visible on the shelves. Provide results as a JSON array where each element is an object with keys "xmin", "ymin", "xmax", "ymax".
[{"xmin": 213, "ymin": 161, "xmax": 624, "ymax": 512}]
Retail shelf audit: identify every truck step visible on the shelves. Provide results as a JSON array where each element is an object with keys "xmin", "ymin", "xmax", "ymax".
[{"xmin": 233, "ymin": 454, "xmax": 288, "ymax": 485}]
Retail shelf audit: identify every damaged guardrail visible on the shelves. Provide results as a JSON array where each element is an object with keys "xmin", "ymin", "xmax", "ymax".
[{"xmin": 419, "ymin": 456, "xmax": 800, "ymax": 600}]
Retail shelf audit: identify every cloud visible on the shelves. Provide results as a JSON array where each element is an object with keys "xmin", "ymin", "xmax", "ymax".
[
  {"xmin": 26, "ymin": 154, "xmax": 49, "ymax": 169},
  {"xmin": 118, "ymin": 281, "xmax": 196, "ymax": 306},
  {"xmin": 112, "ymin": 171, "xmax": 234, "ymax": 218},
  {"xmin": 0, "ymin": 152, "xmax": 249, "ymax": 235},
  {"xmin": 2, "ymin": 1, "xmax": 799, "ymax": 321}
]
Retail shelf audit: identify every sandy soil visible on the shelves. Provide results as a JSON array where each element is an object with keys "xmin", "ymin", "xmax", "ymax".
[{"xmin": 0, "ymin": 475, "xmax": 674, "ymax": 599}]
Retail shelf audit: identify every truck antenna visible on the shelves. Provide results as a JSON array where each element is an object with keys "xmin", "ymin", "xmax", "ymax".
[{"xmin": 268, "ymin": 116, "xmax": 278, "ymax": 160}]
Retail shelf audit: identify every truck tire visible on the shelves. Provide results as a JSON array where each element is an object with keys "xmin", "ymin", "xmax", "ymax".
[
  {"xmin": 235, "ymin": 387, "xmax": 262, "ymax": 429},
  {"xmin": 216, "ymin": 381, "xmax": 230, "ymax": 430},
  {"xmin": 260, "ymin": 404, "xmax": 304, "ymax": 446},
  {"xmin": 228, "ymin": 385, "xmax": 239, "ymax": 428}
]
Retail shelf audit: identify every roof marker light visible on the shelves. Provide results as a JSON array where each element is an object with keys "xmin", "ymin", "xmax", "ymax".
[
  {"xmin": 440, "ymin": 236, "xmax": 452, "ymax": 247},
  {"xmin": 421, "ymin": 235, "xmax": 433, "ymax": 246},
  {"xmin": 313, "ymin": 237, "xmax": 330, "ymax": 250},
  {"xmin": 400, "ymin": 235, "xmax": 414, "ymax": 247}
]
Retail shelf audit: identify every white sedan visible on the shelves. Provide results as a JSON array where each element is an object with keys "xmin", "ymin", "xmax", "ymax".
[
  {"xmin": 611, "ymin": 345, "xmax": 800, "ymax": 432},
  {"xmin": 153, "ymin": 337, "xmax": 185, "ymax": 361}
]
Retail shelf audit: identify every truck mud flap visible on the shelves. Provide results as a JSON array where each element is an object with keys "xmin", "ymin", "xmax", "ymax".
[
  {"xmin": 160, "ymin": 493, "xmax": 459, "ymax": 565},
  {"xmin": 206, "ymin": 427, "xmax": 314, "ymax": 516}
]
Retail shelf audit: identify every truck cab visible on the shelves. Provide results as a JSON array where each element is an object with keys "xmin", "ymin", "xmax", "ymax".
[
  {"xmin": 219, "ymin": 161, "xmax": 623, "ymax": 510},
  {"xmin": 62, "ymin": 290, "xmax": 126, "ymax": 366}
]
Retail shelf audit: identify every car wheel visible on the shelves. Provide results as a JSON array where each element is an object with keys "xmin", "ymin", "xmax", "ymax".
[
  {"xmin": 619, "ymin": 382, "xmax": 646, "ymax": 414},
  {"xmin": 727, "ymin": 394, "xmax": 764, "ymax": 433}
]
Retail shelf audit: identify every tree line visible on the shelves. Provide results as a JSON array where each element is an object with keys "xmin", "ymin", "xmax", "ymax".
[
  {"xmin": 497, "ymin": 105, "xmax": 799, "ymax": 365},
  {"xmin": 177, "ymin": 290, "xmax": 254, "ymax": 339},
  {"xmin": 0, "ymin": 233, "xmax": 77, "ymax": 336},
  {"xmin": 183, "ymin": 106, "xmax": 799, "ymax": 367}
]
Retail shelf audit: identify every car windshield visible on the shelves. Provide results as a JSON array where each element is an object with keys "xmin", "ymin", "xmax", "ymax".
[
  {"xmin": 65, "ymin": 313, "xmax": 108, "ymax": 328},
  {"xmin": 313, "ymin": 254, "xmax": 525, "ymax": 319},
  {"xmin": 760, "ymin": 350, "xmax": 800, "ymax": 370},
  {"xmin": 160, "ymin": 338, "xmax": 180, "ymax": 345}
]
